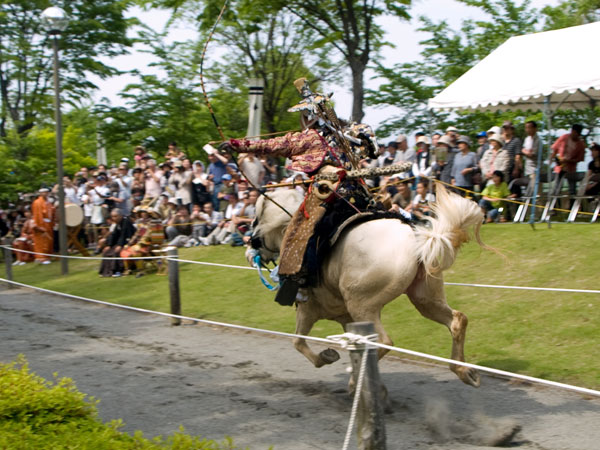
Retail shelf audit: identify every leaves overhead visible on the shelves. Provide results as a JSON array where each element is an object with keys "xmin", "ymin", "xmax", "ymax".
[
  {"xmin": 367, "ymin": 0, "xmax": 600, "ymax": 139},
  {"xmin": 0, "ymin": 0, "xmax": 135, "ymax": 137}
]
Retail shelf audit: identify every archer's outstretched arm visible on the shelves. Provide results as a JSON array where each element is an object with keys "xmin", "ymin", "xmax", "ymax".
[{"xmin": 228, "ymin": 129, "xmax": 329, "ymax": 158}]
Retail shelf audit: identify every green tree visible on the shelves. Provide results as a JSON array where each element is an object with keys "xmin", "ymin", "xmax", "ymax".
[
  {"xmin": 204, "ymin": 9, "xmax": 341, "ymax": 133},
  {"xmin": 0, "ymin": 107, "xmax": 97, "ymax": 204},
  {"xmin": 0, "ymin": 0, "xmax": 134, "ymax": 138},
  {"xmin": 366, "ymin": 0, "xmax": 539, "ymax": 136},
  {"xmin": 146, "ymin": 0, "xmax": 411, "ymax": 123},
  {"xmin": 141, "ymin": 0, "xmax": 341, "ymax": 133},
  {"xmin": 96, "ymin": 33, "xmax": 248, "ymax": 163},
  {"xmin": 542, "ymin": 0, "xmax": 600, "ymax": 29},
  {"xmin": 276, "ymin": 0, "xmax": 411, "ymax": 122}
]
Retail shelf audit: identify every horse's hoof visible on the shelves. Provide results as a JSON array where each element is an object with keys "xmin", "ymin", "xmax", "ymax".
[
  {"xmin": 319, "ymin": 348, "xmax": 340, "ymax": 365},
  {"xmin": 460, "ymin": 367, "xmax": 481, "ymax": 387}
]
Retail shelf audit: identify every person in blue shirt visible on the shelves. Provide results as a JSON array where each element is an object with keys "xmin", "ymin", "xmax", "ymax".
[
  {"xmin": 451, "ymin": 136, "xmax": 478, "ymax": 196},
  {"xmin": 207, "ymin": 150, "xmax": 228, "ymax": 209}
]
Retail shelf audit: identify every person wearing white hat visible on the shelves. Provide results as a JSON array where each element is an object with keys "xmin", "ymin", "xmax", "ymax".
[
  {"xmin": 487, "ymin": 126, "xmax": 501, "ymax": 136},
  {"xmin": 445, "ymin": 126, "xmax": 459, "ymax": 148},
  {"xmin": 395, "ymin": 133, "xmax": 416, "ymax": 165},
  {"xmin": 168, "ymin": 159, "xmax": 192, "ymax": 207},
  {"xmin": 434, "ymin": 133, "xmax": 458, "ymax": 184},
  {"xmin": 480, "ymin": 134, "xmax": 510, "ymax": 184},
  {"xmin": 412, "ymin": 135, "xmax": 434, "ymax": 178}
]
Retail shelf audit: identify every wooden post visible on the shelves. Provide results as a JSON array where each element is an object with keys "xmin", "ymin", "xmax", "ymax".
[
  {"xmin": 3, "ymin": 237, "xmax": 13, "ymax": 283},
  {"xmin": 167, "ymin": 246, "xmax": 181, "ymax": 326},
  {"xmin": 347, "ymin": 321, "xmax": 386, "ymax": 450}
]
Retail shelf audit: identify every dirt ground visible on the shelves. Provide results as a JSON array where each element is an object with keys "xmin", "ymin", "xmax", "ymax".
[{"xmin": 1, "ymin": 285, "xmax": 599, "ymax": 450}]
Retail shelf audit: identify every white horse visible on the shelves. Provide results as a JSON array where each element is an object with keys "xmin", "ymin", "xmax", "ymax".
[{"xmin": 249, "ymin": 183, "xmax": 488, "ymax": 388}]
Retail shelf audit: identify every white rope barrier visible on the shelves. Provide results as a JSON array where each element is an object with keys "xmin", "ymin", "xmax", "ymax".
[
  {"xmin": 369, "ymin": 340, "xmax": 600, "ymax": 398},
  {"xmin": 5, "ymin": 245, "xmax": 598, "ymax": 294},
  {"xmin": 444, "ymin": 282, "xmax": 600, "ymax": 295},
  {"xmin": 0, "ymin": 245, "xmax": 164, "ymax": 261},
  {"xmin": 0, "ymin": 278, "xmax": 331, "ymax": 346},
  {"xmin": 342, "ymin": 350, "xmax": 368, "ymax": 450},
  {"xmin": 169, "ymin": 257, "xmax": 268, "ymax": 272},
  {"xmin": 1, "ymin": 277, "xmax": 599, "ymax": 400}
]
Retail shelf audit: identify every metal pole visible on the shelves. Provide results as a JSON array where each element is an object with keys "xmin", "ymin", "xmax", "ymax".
[
  {"xmin": 347, "ymin": 322, "xmax": 387, "ymax": 450},
  {"xmin": 52, "ymin": 35, "xmax": 68, "ymax": 275},
  {"xmin": 167, "ymin": 247, "xmax": 181, "ymax": 326},
  {"xmin": 528, "ymin": 97, "xmax": 550, "ymax": 225},
  {"xmin": 3, "ymin": 238, "xmax": 13, "ymax": 283}
]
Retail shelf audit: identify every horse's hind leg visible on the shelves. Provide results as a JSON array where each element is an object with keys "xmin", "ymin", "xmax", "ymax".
[
  {"xmin": 407, "ymin": 273, "xmax": 480, "ymax": 387},
  {"xmin": 293, "ymin": 302, "xmax": 340, "ymax": 368}
]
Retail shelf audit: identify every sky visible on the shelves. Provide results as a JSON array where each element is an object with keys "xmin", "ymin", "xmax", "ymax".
[{"xmin": 91, "ymin": 0, "xmax": 560, "ymax": 136}]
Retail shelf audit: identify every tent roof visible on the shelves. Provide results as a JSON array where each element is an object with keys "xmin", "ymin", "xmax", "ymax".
[{"xmin": 428, "ymin": 21, "xmax": 600, "ymax": 112}]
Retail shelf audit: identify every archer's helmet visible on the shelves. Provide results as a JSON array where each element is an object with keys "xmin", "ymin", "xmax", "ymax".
[{"xmin": 287, "ymin": 78, "xmax": 332, "ymax": 114}]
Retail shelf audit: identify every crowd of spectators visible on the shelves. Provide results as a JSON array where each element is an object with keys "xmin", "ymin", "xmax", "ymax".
[
  {"xmin": 0, "ymin": 141, "xmax": 273, "ymax": 276},
  {"xmin": 1, "ymin": 122, "xmax": 599, "ymax": 276},
  {"xmin": 372, "ymin": 121, "xmax": 598, "ymax": 223}
]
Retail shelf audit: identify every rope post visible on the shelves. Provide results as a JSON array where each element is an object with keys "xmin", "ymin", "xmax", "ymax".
[
  {"xmin": 347, "ymin": 322, "xmax": 387, "ymax": 450},
  {"xmin": 3, "ymin": 238, "xmax": 13, "ymax": 283},
  {"xmin": 167, "ymin": 246, "xmax": 181, "ymax": 326}
]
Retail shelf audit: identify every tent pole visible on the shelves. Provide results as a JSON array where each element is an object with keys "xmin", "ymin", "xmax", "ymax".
[{"xmin": 529, "ymin": 96, "xmax": 551, "ymax": 225}]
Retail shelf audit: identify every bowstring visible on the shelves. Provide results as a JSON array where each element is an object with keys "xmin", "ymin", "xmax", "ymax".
[{"xmin": 198, "ymin": 0, "xmax": 293, "ymax": 218}]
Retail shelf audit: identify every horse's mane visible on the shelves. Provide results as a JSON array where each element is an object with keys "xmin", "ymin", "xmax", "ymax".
[{"xmin": 255, "ymin": 189, "xmax": 304, "ymax": 237}]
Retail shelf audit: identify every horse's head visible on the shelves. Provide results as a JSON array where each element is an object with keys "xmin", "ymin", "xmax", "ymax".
[{"xmin": 245, "ymin": 188, "xmax": 304, "ymax": 265}]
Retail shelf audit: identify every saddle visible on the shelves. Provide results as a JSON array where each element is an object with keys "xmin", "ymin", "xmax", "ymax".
[{"xmin": 302, "ymin": 184, "xmax": 415, "ymax": 288}]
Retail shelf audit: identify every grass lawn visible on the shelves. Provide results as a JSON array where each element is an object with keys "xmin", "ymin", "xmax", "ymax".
[{"xmin": 5, "ymin": 223, "xmax": 600, "ymax": 389}]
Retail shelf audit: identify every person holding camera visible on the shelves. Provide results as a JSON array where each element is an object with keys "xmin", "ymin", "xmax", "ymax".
[
  {"xmin": 143, "ymin": 159, "xmax": 163, "ymax": 199},
  {"xmin": 89, "ymin": 174, "xmax": 111, "ymax": 226},
  {"xmin": 106, "ymin": 182, "xmax": 131, "ymax": 217},
  {"xmin": 231, "ymin": 189, "xmax": 258, "ymax": 238},
  {"xmin": 168, "ymin": 160, "xmax": 192, "ymax": 208}
]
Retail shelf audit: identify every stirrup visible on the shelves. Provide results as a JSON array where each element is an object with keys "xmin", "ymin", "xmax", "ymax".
[{"xmin": 274, "ymin": 279, "xmax": 300, "ymax": 306}]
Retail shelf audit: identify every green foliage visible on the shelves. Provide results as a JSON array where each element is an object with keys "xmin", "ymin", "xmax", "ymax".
[
  {"xmin": 207, "ymin": 10, "xmax": 342, "ymax": 133},
  {"xmin": 542, "ymin": 0, "xmax": 600, "ymax": 29},
  {"xmin": 0, "ymin": 108, "xmax": 96, "ymax": 204},
  {"xmin": 0, "ymin": 0, "xmax": 135, "ymax": 137},
  {"xmin": 277, "ymin": 0, "xmax": 412, "ymax": 121},
  {"xmin": 367, "ymin": 0, "xmax": 539, "ymax": 136},
  {"xmin": 148, "ymin": 0, "xmax": 412, "ymax": 122},
  {"xmin": 96, "ymin": 34, "xmax": 239, "ymax": 164},
  {"xmin": 367, "ymin": 0, "xmax": 600, "ymax": 137},
  {"xmin": 0, "ymin": 356, "xmax": 240, "ymax": 449}
]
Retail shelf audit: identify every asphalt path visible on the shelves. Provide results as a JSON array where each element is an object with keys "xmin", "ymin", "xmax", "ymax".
[{"xmin": 1, "ymin": 285, "xmax": 599, "ymax": 450}]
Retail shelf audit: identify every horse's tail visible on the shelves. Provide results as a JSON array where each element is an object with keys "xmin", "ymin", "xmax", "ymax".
[{"xmin": 414, "ymin": 182, "xmax": 491, "ymax": 276}]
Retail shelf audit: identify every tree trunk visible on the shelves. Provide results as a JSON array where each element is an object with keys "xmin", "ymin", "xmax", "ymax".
[{"xmin": 350, "ymin": 61, "xmax": 366, "ymax": 123}]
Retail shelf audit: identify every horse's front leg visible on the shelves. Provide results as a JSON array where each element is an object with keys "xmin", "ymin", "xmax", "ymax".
[{"xmin": 294, "ymin": 301, "xmax": 340, "ymax": 368}]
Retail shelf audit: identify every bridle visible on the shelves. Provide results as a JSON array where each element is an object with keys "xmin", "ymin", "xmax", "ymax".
[{"xmin": 249, "ymin": 218, "xmax": 279, "ymax": 261}]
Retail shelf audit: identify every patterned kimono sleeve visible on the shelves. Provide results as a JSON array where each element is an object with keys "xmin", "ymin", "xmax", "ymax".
[{"xmin": 230, "ymin": 130, "xmax": 328, "ymax": 158}]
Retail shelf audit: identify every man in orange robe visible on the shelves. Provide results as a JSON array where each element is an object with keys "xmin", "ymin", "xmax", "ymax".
[{"xmin": 31, "ymin": 188, "xmax": 54, "ymax": 264}]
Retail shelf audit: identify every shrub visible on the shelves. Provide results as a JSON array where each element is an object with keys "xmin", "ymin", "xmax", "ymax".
[{"xmin": 0, "ymin": 356, "xmax": 241, "ymax": 449}]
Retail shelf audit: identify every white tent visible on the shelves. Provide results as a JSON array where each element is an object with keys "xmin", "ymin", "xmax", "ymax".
[{"xmin": 428, "ymin": 21, "xmax": 600, "ymax": 112}]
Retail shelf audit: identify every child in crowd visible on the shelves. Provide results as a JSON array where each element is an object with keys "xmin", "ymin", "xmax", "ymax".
[
  {"xmin": 407, "ymin": 180, "xmax": 436, "ymax": 218},
  {"xmin": 479, "ymin": 170, "xmax": 510, "ymax": 223}
]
